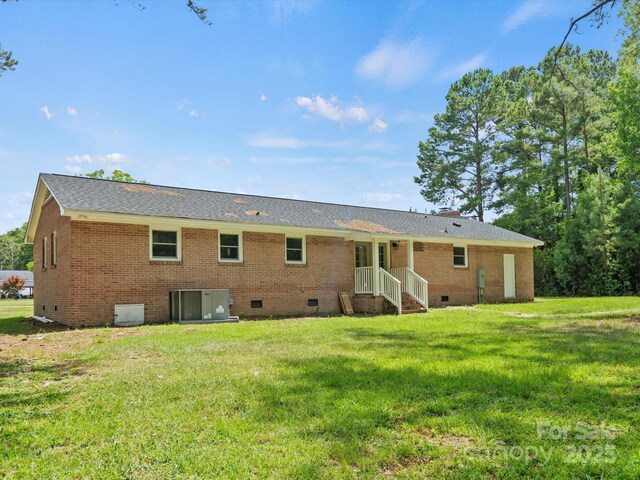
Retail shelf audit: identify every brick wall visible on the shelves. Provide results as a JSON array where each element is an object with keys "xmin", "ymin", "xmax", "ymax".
[
  {"xmin": 64, "ymin": 222, "xmax": 355, "ymax": 326},
  {"xmin": 412, "ymin": 242, "xmax": 534, "ymax": 306},
  {"xmin": 33, "ymin": 205, "xmax": 535, "ymax": 326},
  {"xmin": 33, "ymin": 198, "xmax": 72, "ymax": 323}
]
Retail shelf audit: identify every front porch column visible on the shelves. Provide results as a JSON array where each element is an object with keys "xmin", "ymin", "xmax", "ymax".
[
  {"xmin": 372, "ymin": 237, "xmax": 380, "ymax": 295},
  {"xmin": 407, "ymin": 239, "xmax": 414, "ymax": 271}
]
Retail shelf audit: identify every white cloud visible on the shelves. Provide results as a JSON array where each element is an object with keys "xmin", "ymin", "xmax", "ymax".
[
  {"xmin": 355, "ymin": 38, "xmax": 433, "ymax": 89},
  {"xmin": 67, "ymin": 107, "xmax": 78, "ymax": 116},
  {"xmin": 362, "ymin": 192, "xmax": 402, "ymax": 202},
  {"xmin": 437, "ymin": 53, "xmax": 488, "ymax": 81},
  {"xmin": 176, "ymin": 99, "xmax": 190, "ymax": 110},
  {"xmin": 260, "ymin": 94, "xmax": 268, "ymax": 101},
  {"xmin": 189, "ymin": 110, "xmax": 202, "ymax": 117},
  {"xmin": 40, "ymin": 106, "xmax": 52, "ymax": 120},
  {"xmin": 502, "ymin": 0, "xmax": 549, "ymax": 32},
  {"xmin": 63, "ymin": 152, "xmax": 129, "ymax": 173},
  {"xmin": 99, "ymin": 153, "xmax": 129, "ymax": 164},
  {"xmin": 66, "ymin": 154, "xmax": 93, "ymax": 164},
  {"xmin": 369, "ymin": 118, "xmax": 388, "ymax": 133},
  {"xmin": 275, "ymin": 193, "xmax": 301, "ymax": 199},
  {"xmin": 295, "ymin": 95, "xmax": 368, "ymax": 124},
  {"xmin": 64, "ymin": 165, "xmax": 83, "ymax": 174},
  {"xmin": 247, "ymin": 133, "xmax": 352, "ymax": 149}
]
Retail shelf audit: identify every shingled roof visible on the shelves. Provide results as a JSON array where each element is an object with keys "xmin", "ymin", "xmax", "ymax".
[{"xmin": 37, "ymin": 173, "xmax": 542, "ymax": 245}]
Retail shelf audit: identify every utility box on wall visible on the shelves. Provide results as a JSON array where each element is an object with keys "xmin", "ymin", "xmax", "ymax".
[
  {"xmin": 170, "ymin": 289, "xmax": 232, "ymax": 323},
  {"xmin": 477, "ymin": 269, "xmax": 486, "ymax": 289}
]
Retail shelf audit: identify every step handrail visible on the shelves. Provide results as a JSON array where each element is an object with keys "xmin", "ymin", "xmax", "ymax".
[
  {"xmin": 389, "ymin": 266, "xmax": 429, "ymax": 310},
  {"xmin": 379, "ymin": 268, "xmax": 402, "ymax": 314}
]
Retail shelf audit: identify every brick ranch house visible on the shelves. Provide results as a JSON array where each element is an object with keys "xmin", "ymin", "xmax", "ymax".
[{"xmin": 26, "ymin": 173, "xmax": 543, "ymax": 327}]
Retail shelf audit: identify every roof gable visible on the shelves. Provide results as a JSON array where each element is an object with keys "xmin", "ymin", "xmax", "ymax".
[{"xmin": 25, "ymin": 177, "xmax": 62, "ymax": 243}]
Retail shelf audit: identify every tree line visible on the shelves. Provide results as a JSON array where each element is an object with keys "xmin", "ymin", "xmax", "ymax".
[{"xmin": 416, "ymin": 0, "xmax": 639, "ymax": 296}]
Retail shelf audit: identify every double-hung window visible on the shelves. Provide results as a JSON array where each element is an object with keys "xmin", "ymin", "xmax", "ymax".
[
  {"xmin": 219, "ymin": 233, "xmax": 242, "ymax": 262},
  {"xmin": 42, "ymin": 236, "xmax": 48, "ymax": 269},
  {"xmin": 150, "ymin": 229, "xmax": 180, "ymax": 260},
  {"xmin": 51, "ymin": 231, "xmax": 57, "ymax": 266},
  {"xmin": 453, "ymin": 245, "xmax": 467, "ymax": 268},
  {"xmin": 286, "ymin": 236, "xmax": 305, "ymax": 263}
]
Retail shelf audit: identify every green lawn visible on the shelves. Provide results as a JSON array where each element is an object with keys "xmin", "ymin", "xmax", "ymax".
[
  {"xmin": 0, "ymin": 299, "xmax": 38, "ymax": 335},
  {"xmin": 2, "ymin": 298, "xmax": 640, "ymax": 479}
]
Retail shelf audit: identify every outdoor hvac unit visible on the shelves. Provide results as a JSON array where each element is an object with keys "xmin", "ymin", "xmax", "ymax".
[{"xmin": 170, "ymin": 289, "xmax": 230, "ymax": 323}]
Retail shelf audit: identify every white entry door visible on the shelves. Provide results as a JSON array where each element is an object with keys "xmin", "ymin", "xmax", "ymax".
[{"xmin": 503, "ymin": 254, "xmax": 516, "ymax": 299}]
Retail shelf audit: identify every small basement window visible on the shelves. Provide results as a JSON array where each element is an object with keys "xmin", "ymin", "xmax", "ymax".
[
  {"xmin": 453, "ymin": 245, "xmax": 467, "ymax": 268},
  {"xmin": 150, "ymin": 229, "xmax": 180, "ymax": 260},
  {"xmin": 286, "ymin": 236, "xmax": 305, "ymax": 263},
  {"xmin": 251, "ymin": 300, "xmax": 263, "ymax": 308},
  {"xmin": 308, "ymin": 299, "xmax": 319, "ymax": 307},
  {"xmin": 219, "ymin": 233, "xmax": 242, "ymax": 262},
  {"xmin": 441, "ymin": 296, "xmax": 449, "ymax": 302}
]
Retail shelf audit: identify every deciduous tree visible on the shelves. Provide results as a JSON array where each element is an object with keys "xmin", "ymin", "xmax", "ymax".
[
  {"xmin": 1, "ymin": 275, "xmax": 25, "ymax": 298},
  {"xmin": 82, "ymin": 169, "xmax": 147, "ymax": 184}
]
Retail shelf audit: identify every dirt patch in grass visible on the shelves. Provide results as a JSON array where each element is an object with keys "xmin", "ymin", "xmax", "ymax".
[
  {"xmin": 414, "ymin": 427, "xmax": 476, "ymax": 448},
  {"xmin": 0, "ymin": 330, "xmax": 98, "ymax": 359},
  {"xmin": 0, "ymin": 323, "xmax": 166, "ymax": 359},
  {"xmin": 380, "ymin": 454, "xmax": 433, "ymax": 477}
]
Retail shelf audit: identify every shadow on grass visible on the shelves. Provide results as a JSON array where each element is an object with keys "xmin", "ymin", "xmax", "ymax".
[
  {"xmin": 499, "ymin": 319, "xmax": 640, "ymax": 366},
  {"xmin": 0, "ymin": 357, "xmax": 86, "ymax": 428},
  {"xmin": 251, "ymin": 356, "xmax": 626, "ymax": 462},
  {"xmin": 0, "ymin": 315, "xmax": 68, "ymax": 336},
  {"xmin": 243, "ymin": 321, "xmax": 639, "ymax": 475}
]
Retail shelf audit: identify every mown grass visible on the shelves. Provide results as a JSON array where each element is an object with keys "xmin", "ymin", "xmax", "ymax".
[
  {"xmin": 2, "ymin": 298, "xmax": 640, "ymax": 478},
  {"xmin": 475, "ymin": 296, "xmax": 640, "ymax": 315},
  {"xmin": 0, "ymin": 299, "xmax": 37, "ymax": 334}
]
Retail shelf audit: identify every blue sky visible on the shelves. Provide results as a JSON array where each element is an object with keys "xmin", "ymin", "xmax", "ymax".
[{"xmin": 0, "ymin": 0, "xmax": 623, "ymax": 232}]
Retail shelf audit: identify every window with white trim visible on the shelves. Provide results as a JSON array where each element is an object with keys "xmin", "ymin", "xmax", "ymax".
[
  {"xmin": 219, "ymin": 233, "xmax": 242, "ymax": 262},
  {"xmin": 150, "ymin": 229, "xmax": 180, "ymax": 260},
  {"xmin": 453, "ymin": 245, "xmax": 467, "ymax": 267},
  {"xmin": 51, "ymin": 231, "xmax": 57, "ymax": 266},
  {"xmin": 42, "ymin": 236, "xmax": 48, "ymax": 269},
  {"xmin": 286, "ymin": 236, "xmax": 305, "ymax": 263}
]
